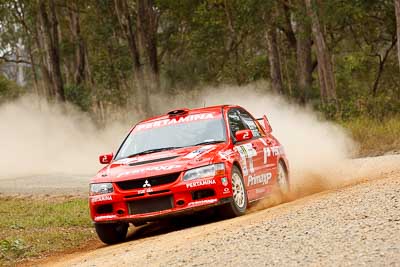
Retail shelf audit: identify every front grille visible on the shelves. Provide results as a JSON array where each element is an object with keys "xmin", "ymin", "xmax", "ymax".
[
  {"xmin": 116, "ymin": 172, "xmax": 181, "ymax": 190},
  {"xmin": 127, "ymin": 195, "xmax": 173, "ymax": 215}
]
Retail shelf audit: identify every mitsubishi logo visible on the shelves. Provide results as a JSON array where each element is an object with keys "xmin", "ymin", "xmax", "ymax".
[{"xmin": 143, "ymin": 180, "xmax": 151, "ymax": 188}]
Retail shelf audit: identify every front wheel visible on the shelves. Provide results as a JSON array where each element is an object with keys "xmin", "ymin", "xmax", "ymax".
[
  {"xmin": 219, "ymin": 166, "xmax": 248, "ymax": 218},
  {"xmin": 95, "ymin": 222, "xmax": 128, "ymax": 245}
]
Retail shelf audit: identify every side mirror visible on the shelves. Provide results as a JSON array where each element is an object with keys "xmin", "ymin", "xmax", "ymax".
[
  {"xmin": 263, "ymin": 115, "xmax": 272, "ymax": 133},
  {"xmin": 99, "ymin": 153, "xmax": 113, "ymax": 164},
  {"xmin": 235, "ymin": 129, "xmax": 253, "ymax": 142}
]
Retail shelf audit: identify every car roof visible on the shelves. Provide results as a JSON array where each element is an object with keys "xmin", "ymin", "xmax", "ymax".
[{"xmin": 138, "ymin": 104, "xmax": 241, "ymax": 124}]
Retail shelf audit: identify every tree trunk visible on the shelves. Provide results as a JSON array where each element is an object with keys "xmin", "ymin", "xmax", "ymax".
[
  {"xmin": 295, "ymin": 11, "xmax": 313, "ymax": 104},
  {"xmin": 114, "ymin": 0, "xmax": 152, "ymax": 116},
  {"xmin": 305, "ymin": 0, "xmax": 336, "ymax": 104},
  {"xmin": 266, "ymin": 27, "xmax": 284, "ymax": 95},
  {"xmin": 34, "ymin": 17, "xmax": 53, "ymax": 99},
  {"xmin": 223, "ymin": 0, "xmax": 242, "ymax": 85},
  {"xmin": 27, "ymin": 40, "xmax": 40, "ymax": 96},
  {"xmin": 372, "ymin": 37, "xmax": 397, "ymax": 96},
  {"xmin": 395, "ymin": 0, "xmax": 400, "ymax": 71},
  {"xmin": 68, "ymin": 1, "xmax": 86, "ymax": 85},
  {"xmin": 114, "ymin": 0, "xmax": 141, "ymax": 73},
  {"xmin": 39, "ymin": 0, "xmax": 65, "ymax": 102},
  {"xmin": 137, "ymin": 0, "xmax": 160, "ymax": 90}
]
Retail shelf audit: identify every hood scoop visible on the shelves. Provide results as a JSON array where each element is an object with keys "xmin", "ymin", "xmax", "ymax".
[{"xmin": 128, "ymin": 156, "xmax": 179, "ymax": 167}]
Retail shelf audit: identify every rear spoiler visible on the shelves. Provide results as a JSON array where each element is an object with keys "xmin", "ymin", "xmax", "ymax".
[{"xmin": 256, "ymin": 116, "xmax": 272, "ymax": 133}]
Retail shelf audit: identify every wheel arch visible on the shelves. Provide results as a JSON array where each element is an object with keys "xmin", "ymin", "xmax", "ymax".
[
  {"xmin": 277, "ymin": 157, "xmax": 290, "ymax": 189},
  {"xmin": 232, "ymin": 160, "xmax": 243, "ymax": 176},
  {"xmin": 278, "ymin": 158, "xmax": 288, "ymax": 174}
]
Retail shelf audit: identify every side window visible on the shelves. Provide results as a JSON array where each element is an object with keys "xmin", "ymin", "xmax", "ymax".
[
  {"xmin": 228, "ymin": 109, "xmax": 247, "ymax": 137},
  {"xmin": 239, "ymin": 110, "xmax": 262, "ymax": 138}
]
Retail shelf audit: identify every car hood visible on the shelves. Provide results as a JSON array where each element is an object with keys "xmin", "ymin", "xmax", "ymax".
[{"xmin": 92, "ymin": 143, "xmax": 227, "ymax": 183}]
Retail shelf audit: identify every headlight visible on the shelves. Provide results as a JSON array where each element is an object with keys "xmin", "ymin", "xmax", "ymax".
[
  {"xmin": 183, "ymin": 163, "xmax": 225, "ymax": 181},
  {"xmin": 90, "ymin": 183, "xmax": 114, "ymax": 196}
]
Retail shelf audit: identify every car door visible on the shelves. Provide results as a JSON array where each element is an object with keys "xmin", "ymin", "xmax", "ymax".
[
  {"xmin": 227, "ymin": 108, "xmax": 266, "ymax": 201},
  {"xmin": 236, "ymin": 109, "xmax": 275, "ymax": 199},
  {"xmin": 257, "ymin": 115, "xmax": 281, "ymax": 186}
]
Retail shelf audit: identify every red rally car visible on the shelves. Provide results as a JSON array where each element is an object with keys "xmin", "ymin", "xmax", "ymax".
[{"xmin": 90, "ymin": 105, "xmax": 290, "ymax": 244}]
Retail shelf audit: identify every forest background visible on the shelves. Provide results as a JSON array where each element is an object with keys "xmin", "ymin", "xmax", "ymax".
[{"xmin": 1, "ymin": 0, "xmax": 400, "ymax": 155}]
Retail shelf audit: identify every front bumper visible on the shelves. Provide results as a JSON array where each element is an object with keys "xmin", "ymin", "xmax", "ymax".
[{"xmin": 89, "ymin": 176, "xmax": 232, "ymax": 224}]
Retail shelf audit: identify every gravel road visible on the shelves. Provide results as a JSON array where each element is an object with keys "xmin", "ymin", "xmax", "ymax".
[
  {"xmin": 0, "ymin": 174, "xmax": 90, "ymax": 196},
  {"xmin": 38, "ymin": 154, "xmax": 400, "ymax": 267}
]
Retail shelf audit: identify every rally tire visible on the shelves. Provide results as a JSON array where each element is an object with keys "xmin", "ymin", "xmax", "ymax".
[
  {"xmin": 277, "ymin": 160, "xmax": 289, "ymax": 194},
  {"xmin": 219, "ymin": 166, "xmax": 248, "ymax": 218},
  {"xmin": 94, "ymin": 222, "xmax": 128, "ymax": 245}
]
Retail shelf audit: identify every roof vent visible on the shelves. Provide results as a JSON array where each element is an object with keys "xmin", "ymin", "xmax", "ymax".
[{"xmin": 167, "ymin": 108, "xmax": 189, "ymax": 117}]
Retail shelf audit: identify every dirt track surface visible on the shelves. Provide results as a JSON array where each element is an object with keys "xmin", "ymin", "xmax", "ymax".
[
  {"xmin": 0, "ymin": 174, "xmax": 90, "ymax": 197},
  {"xmin": 35, "ymin": 154, "xmax": 400, "ymax": 267}
]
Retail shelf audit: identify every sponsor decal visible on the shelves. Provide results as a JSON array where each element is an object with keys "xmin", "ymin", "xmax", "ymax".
[
  {"xmin": 117, "ymin": 165, "xmax": 181, "ymax": 178},
  {"xmin": 223, "ymin": 188, "xmax": 230, "ymax": 194},
  {"xmin": 221, "ymin": 177, "xmax": 228, "ymax": 187},
  {"xmin": 262, "ymin": 145, "xmax": 285, "ymax": 164},
  {"xmin": 263, "ymin": 147, "xmax": 270, "ymax": 164},
  {"xmin": 188, "ymin": 198, "xmax": 218, "ymax": 206},
  {"xmin": 136, "ymin": 113, "xmax": 216, "ymax": 131},
  {"xmin": 91, "ymin": 195, "xmax": 112, "ymax": 203},
  {"xmin": 186, "ymin": 179, "xmax": 216, "ymax": 188},
  {"xmin": 138, "ymin": 188, "xmax": 153, "ymax": 194},
  {"xmin": 183, "ymin": 145, "xmax": 215, "ymax": 159},
  {"xmin": 235, "ymin": 144, "xmax": 257, "ymax": 175},
  {"xmin": 248, "ymin": 172, "xmax": 272, "ymax": 186},
  {"xmin": 272, "ymin": 146, "xmax": 285, "ymax": 156},
  {"xmin": 248, "ymin": 155, "xmax": 255, "ymax": 174},
  {"xmin": 218, "ymin": 149, "xmax": 234, "ymax": 160},
  {"xmin": 235, "ymin": 144, "xmax": 257, "ymax": 159},
  {"xmin": 241, "ymin": 158, "xmax": 249, "ymax": 176}
]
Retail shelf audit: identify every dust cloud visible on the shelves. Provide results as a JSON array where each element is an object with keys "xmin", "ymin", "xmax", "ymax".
[
  {"xmin": 189, "ymin": 83, "xmax": 358, "ymax": 199},
  {"xmin": 0, "ymin": 82, "xmax": 357, "ymax": 200},
  {"xmin": 0, "ymin": 96, "xmax": 129, "ymax": 179}
]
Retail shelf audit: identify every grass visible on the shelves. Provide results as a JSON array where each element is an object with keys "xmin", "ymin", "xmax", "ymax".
[
  {"xmin": 0, "ymin": 197, "xmax": 95, "ymax": 266},
  {"xmin": 341, "ymin": 115, "xmax": 400, "ymax": 157}
]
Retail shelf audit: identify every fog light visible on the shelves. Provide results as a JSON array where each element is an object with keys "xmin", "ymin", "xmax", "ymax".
[{"xmin": 116, "ymin": 209, "xmax": 125, "ymax": 215}]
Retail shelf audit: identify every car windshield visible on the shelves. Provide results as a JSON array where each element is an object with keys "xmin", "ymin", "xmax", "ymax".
[{"xmin": 115, "ymin": 116, "xmax": 227, "ymax": 160}]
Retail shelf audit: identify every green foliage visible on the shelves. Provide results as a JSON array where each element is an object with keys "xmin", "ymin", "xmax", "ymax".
[
  {"xmin": 64, "ymin": 84, "xmax": 91, "ymax": 111},
  {"xmin": 0, "ymin": 74, "xmax": 24, "ymax": 102},
  {"xmin": 341, "ymin": 115, "xmax": 400, "ymax": 156},
  {"xmin": 316, "ymin": 95, "xmax": 400, "ymax": 121},
  {"xmin": 0, "ymin": 0, "xmax": 399, "ymax": 120},
  {"xmin": 0, "ymin": 238, "xmax": 28, "ymax": 262}
]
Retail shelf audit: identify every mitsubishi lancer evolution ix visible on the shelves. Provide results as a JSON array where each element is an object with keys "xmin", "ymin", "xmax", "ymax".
[{"xmin": 90, "ymin": 105, "xmax": 289, "ymax": 244}]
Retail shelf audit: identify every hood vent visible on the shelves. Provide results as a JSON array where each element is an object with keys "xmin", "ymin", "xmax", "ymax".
[{"xmin": 128, "ymin": 156, "xmax": 179, "ymax": 167}]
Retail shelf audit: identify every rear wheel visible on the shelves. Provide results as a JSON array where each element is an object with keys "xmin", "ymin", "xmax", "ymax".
[
  {"xmin": 219, "ymin": 166, "xmax": 248, "ymax": 218},
  {"xmin": 277, "ymin": 161, "xmax": 289, "ymax": 194},
  {"xmin": 95, "ymin": 222, "xmax": 128, "ymax": 245}
]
